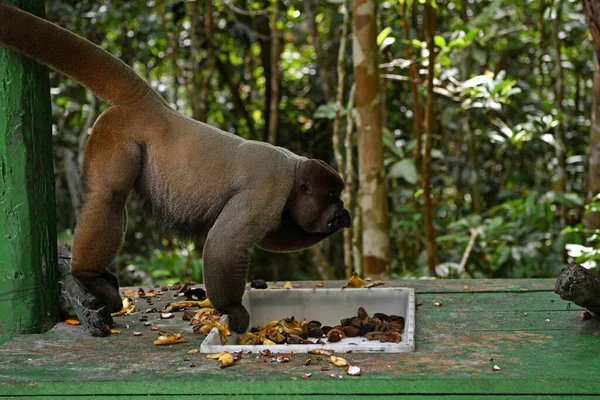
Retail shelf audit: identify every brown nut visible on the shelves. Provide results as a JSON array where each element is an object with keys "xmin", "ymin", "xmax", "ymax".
[
  {"xmin": 359, "ymin": 321, "xmax": 376, "ymax": 336},
  {"xmin": 370, "ymin": 317, "xmax": 382, "ymax": 331},
  {"xmin": 379, "ymin": 331, "xmax": 402, "ymax": 343},
  {"xmin": 341, "ymin": 326, "xmax": 360, "ymax": 338},
  {"xmin": 308, "ymin": 320, "xmax": 322, "ymax": 329},
  {"xmin": 364, "ymin": 331, "xmax": 384, "ymax": 341},
  {"xmin": 327, "ymin": 328, "xmax": 345, "ymax": 342},
  {"xmin": 321, "ymin": 326, "xmax": 334, "ymax": 335},
  {"xmin": 385, "ymin": 321, "xmax": 405, "ymax": 333},
  {"xmin": 350, "ymin": 317, "xmax": 363, "ymax": 328},
  {"xmin": 374, "ymin": 313, "xmax": 390, "ymax": 321},
  {"xmin": 286, "ymin": 334, "xmax": 304, "ymax": 344},
  {"xmin": 357, "ymin": 307, "xmax": 369, "ymax": 320},
  {"xmin": 308, "ymin": 327, "xmax": 323, "ymax": 338}
]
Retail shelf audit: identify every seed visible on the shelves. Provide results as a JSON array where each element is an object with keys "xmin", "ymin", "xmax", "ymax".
[
  {"xmin": 357, "ymin": 307, "xmax": 368, "ymax": 320},
  {"xmin": 250, "ymin": 279, "xmax": 268, "ymax": 289},
  {"xmin": 327, "ymin": 328, "xmax": 344, "ymax": 343},
  {"xmin": 341, "ymin": 326, "xmax": 360, "ymax": 338},
  {"xmin": 308, "ymin": 327, "xmax": 323, "ymax": 338}
]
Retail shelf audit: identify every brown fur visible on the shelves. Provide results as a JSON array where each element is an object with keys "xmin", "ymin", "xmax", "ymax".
[{"xmin": 0, "ymin": 2, "xmax": 350, "ymax": 332}]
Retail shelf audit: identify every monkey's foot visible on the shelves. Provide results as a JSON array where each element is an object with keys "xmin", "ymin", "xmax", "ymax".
[{"xmin": 222, "ymin": 304, "xmax": 250, "ymax": 333}]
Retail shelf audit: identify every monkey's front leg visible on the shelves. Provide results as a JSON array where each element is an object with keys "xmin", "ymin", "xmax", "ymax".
[{"xmin": 203, "ymin": 198, "xmax": 274, "ymax": 333}]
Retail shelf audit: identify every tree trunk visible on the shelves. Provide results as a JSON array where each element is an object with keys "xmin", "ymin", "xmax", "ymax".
[
  {"xmin": 197, "ymin": 0, "xmax": 215, "ymax": 122},
  {"xmin": 303, "ymin": 0, "xmax": 332, "ymax": 102},
  {"xmin": 583, "ymin": 0, "xmax": 600, "ymax": 229},
  {"xmin": 267, "ymin": 0, "xmax": 281, "ymax": 145},
  {"xmin": 552, "ymin": 0, "xmax": 567, "ymax": 224},
  {"xmin": 331, "ymin": 0, "xmax": 352, "ymax": 276},
  {"xmin": 422, "ymin": 3, "xmax": 438, "ymax": 277},
  {"xmin": 344, "ymin": 85, "xmax": 356, "ymax": 278},
  {"xmin": 0, "ymin": 0, "xmax": 57, "ymax": 344},
  {"xmin": 353, "ymin": 0, "xmax": 390, "ymax": 278}
]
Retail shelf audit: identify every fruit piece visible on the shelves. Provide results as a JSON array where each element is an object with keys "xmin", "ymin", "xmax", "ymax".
[
  {"xmin": 218, "ymin": 353, "xmax": 235, "ymax": 368},
  {"xmin": 346, "ymin": 365, "xmax": 362, "ymax": 376},
  {"xmin": 346, "ymin": 272, "xmax": 365, "ymax": 288},
  {"xmin": 250, "ymin": 279, "xmax": 268, "ymax": 289},
  {"xmin": 330, "ymin": 355, "xmax": 349, "ymax": 367}
]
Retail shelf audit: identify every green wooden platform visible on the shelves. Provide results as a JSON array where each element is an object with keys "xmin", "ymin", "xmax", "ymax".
[{"xmin": 1, "ymin": 279, "xmax": 599, "ymax": 399}]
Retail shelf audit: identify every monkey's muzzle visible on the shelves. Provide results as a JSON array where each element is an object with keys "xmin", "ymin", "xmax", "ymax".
[{"xmin": 327, "ymin": 209, "xmax": 352, "ymax": 231}]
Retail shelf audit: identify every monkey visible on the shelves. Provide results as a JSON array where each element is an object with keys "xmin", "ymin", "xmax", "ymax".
[{"xmin": 0, "ymin": 2, "xmax": 351, "ymax": 333}]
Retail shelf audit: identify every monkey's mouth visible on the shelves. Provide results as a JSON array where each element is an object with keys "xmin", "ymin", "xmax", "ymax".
[{"xmin": 326, "ymin": 209, "xmax": 351, "ymax": 231}]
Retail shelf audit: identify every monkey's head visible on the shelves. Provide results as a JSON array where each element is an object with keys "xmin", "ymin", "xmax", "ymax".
[{"xmin": 288, "ymin": 159, "xmax": 352, "ymax": 234}]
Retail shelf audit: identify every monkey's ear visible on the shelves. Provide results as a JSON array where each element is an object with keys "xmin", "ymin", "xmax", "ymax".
[{"xmin": 300, "ymin": 176, "xmax": 312, "ymax": 195}]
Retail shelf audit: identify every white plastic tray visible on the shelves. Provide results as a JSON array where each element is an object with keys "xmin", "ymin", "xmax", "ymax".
[{"xmin": 200, "ymin": 287, "xmax": 415, "ymax": 353}]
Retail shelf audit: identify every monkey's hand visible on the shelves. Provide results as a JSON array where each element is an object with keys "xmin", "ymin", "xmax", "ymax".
[
  {"xmin": 73, "ymin": 269, "xmax": 123, "ymax": 314},
  {"xmin": 221, "ymin": 304, "xmax": 250, "ymax": 333}
]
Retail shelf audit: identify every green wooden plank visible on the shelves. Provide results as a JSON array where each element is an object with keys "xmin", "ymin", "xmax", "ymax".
[
  {"xmin": 0, "ymin": 0, "xmax": 57, "ymax": 345},
  {"xmin": 2, "ymin": 280, "xmax": 600, "ymax": 396}
]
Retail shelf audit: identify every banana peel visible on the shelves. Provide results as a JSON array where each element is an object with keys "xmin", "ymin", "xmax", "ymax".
[
  {"xmin": 153, "ymin": 332, "xmax": 184, "ymax": 345},
  {"xmin": 164, "ymin": 300, "xmax": 206, "ymax": 312},
  {"xmin": 330, "ymin": 355, "xmax": 349, "ymax": 367},
  {"xmin": 111, "ymin": 297, "xmax": 136, "ymax": 317},
  {"xmin": 279, "ymin": 317, "xmax": 303, "ymax": 335},
  {"xmin": 218, "ymin": 352, "xmax": 235, "ymax": 368},
  {"xmin": 345, "ymin": 272, "xmax": 365, "ymax": 288}
]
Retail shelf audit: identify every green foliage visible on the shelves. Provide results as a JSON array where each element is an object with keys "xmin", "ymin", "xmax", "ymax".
[
  {"xmin": 438, "ymin": 192, "xmax": 562, "ymax": 278},
  {"xmin": 47, "ymin": 0, "xmax": 595, "ymax": 283}
]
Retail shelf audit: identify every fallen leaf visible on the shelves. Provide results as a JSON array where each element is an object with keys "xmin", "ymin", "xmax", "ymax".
[
  {"xmin": 330, "ymin": 355, "xmax": 349, "ymax": 367},
  {"xmin": 64, "ymin": 319, "xmax": 80, "ymax": 326},
  {"xmin": 365, "ymin": 281, "xmax": 385, "ymax": 288},
  {"xmin": 109, "ymin": 329, "xmax": 121, "ymax": 334},
  {"xmin": 283, "ymin": 281, "xmax": 293, "ymax": 289},
  {"xmin": 187, "ymin": 348, "xmax": 199, "ymax": 354},
  {"xmin": 263, "ymin": 339, "xmax": 276, "ymax": 345}
]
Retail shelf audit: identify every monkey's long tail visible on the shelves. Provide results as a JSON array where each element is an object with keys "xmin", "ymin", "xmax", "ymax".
[{"xmin": 0, "ymin": 2, "xmax": 157, "ymax": 106}]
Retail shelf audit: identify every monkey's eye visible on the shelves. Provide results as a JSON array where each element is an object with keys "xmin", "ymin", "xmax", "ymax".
[{"xmin": 329, "ymin": 191, "xmax": 337, "ymax": 198}]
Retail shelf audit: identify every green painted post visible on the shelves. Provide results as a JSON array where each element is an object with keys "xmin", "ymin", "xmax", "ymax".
[{"xmin": 0, "ymin": 0, "xmax": 57, "ymax": 344}]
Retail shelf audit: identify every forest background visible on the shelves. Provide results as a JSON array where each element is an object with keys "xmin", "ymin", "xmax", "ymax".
[{"xmin": 47, "ymin": 0, "xmax": 600, "ymax": 285}]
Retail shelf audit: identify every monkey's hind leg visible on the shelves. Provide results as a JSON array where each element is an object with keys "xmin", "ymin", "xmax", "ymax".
[{"xmin": 71, "ymin": 131, "xmax": 141, "ymax": 314}]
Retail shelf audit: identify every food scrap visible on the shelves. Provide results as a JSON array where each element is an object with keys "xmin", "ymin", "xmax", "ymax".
[
  {"xmin": 330, "ymin": 355, "xmax": 349, "ymax": 367},
  {"xmin": 153, "ymin": 331, "xmax": 184, "ymax": 345},
  {"xmin": 111, "ymin": 297, "xmax": 136, "ymax": 317},
  {"xmin": 64, "ymin": 319, "xmax": 80, "ymax": 326},
  {"xmin": 345, "ymin": 272, "xmax": 365, "ymax": 288},
  {"xmin": 346, "ymin": 365, "xmax": 362, "ymax": 376}
]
